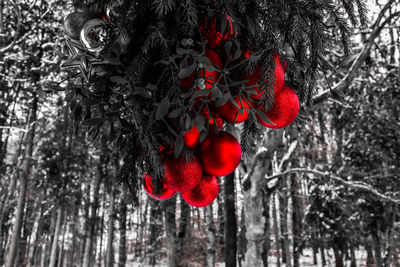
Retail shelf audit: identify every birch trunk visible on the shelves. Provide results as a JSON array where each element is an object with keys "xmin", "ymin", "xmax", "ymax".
[
  {"xmin": 205, "ymin": 204, "xmax": 216, "ymax": 267},
  {"xmin": 224, "ymin": 172, "xmax": 237, "ymax": 267},
  {"xmin": 49, "ymin": 207, "xmax": 63, "ymax": 267},
  {"xmin": 105, "ymin": 184, "xmax": 116, "ymax": 267},
  {"xmin": 82, "ymin": 158, "xmax": 103, "ymax": 267},
  {"xmin": 5, "ymin": 94, "xmax": 38, "ymax": 267}
]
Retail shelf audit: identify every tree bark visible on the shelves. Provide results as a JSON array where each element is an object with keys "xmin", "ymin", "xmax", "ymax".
[
  {"xmin": 224, "ymin": 172, "xmax": 237, "ymax": 267},
  {"xmin": 272, "ymin": 195, "xmax": 280, "ymax": 267},
  {"xmin": 217, "ymin": 186, "xmax": 224, "ymax": 260},
  {"xmin": 49, "ymin": 207, "xmax": 63, "ymax": 267},
  {"xmin": 261, "ymin": 191, "xmax": 271, "ymax": 267},
  {"xmin": 279, "ymin": 179, "xmax": 291, "ymax": 267},
  {"xmin": 205, "ymin": 204, "xmax": 216, "ymax": 267},
  {"xmin": 177, "ymin": 197, "xmax": 190, "ymax": 265},
  {"xmin": 5, "ymin": 94, "xmax": 38, "ymax": 267},
  {"xmin": 105, "ymin": 184, "xmax": 116, "ymax": 267},
  {"xmin": 291, "ymin": 175, "xmax": 301, "ymax": 267},
  {"xmin": 58, "ymin": 218, "xmax": 67, "ymax": 267},
  {"xmin": 366, "ymin": 236, "xmax": 375, "ymax": 267},
  {"xmin": 148, "ymin": 198, "xmax": 162, "ymax": 266},
  {"xmin": 243, "ymin": 129, "xmax": 283, "ymax": 267},
  {"xmin": 163, "ymin": 197, "xmax": 177, "ymax": 267},
  {"xmin": 118, "ymin": 187, "xmax": 128, "ymax": 267},
  {"xmin": 372, "ymin": 230, "xmax": 383, "ymax": 267},
  {"xmin": 82, "ymin": 157, "xmax": 103, "ymax": 267}
]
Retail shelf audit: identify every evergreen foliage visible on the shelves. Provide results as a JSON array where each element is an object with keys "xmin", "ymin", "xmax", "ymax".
[{"xmin": 63, "ymin": 0, "xmax": 367, "ymax": 204}]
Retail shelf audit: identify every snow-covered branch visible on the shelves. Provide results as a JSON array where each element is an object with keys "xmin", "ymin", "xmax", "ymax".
[
  {"xmin": 313, "ymin": 0, "xmax": 400, "ymax": 104},
  {"xmin": 266, "ymin": 168, "xmax": 400, "ymax": 204}
]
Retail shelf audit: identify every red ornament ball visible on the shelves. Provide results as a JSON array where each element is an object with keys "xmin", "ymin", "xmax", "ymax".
[
  {"xmin": 182, "ymin": 175, "xmax": 219, "ymax": 208},
  {"xmin": 256, "ymin": 85, "xmax": 300, "ymax": 129},
  {"xmin": 164, "ymin": 154, "xmax": 203, "ymax": 192},
  {"xmin": 216, "ymin": 95, "xmax": 251, "ymax": 124},
  {"xmin": 246, "ymin": 55, "xmax": 285, "ymax": 100},
  {"xmin": 183, "ymin": 125, "xmax": 200, "ymax": 148},
  {"xmin": 143, "ymin": 174, "xmax": 176, "ymax": 200},
  {"xmin": 199, "ymin": 131, "xmax": 242, "ymax": 177}
]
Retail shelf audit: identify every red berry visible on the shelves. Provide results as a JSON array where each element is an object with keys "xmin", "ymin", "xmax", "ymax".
[
  {"xmin": 182, "ymin": 175, "xmax": 219, "ymax": 207},
  {"xmin": 199, "ymin": 131, "xmax": 241, "ymax": 177},
  {"xmin": 143, "ymin": 174, "xmax": 176, "ymax": 200},
  {"xmin": 256, "ymin": 85, "xmax": 299, "ymax": 129}
]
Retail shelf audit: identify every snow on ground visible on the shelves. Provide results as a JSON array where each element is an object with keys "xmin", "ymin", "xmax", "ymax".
[{"xmin": 125, "ymin": 248, "xmax": 369, "ymax": 267}]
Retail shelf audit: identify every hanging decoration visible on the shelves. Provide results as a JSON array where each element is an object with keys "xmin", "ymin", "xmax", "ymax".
[{"xmin": 60, "ymin": 0, "xmax": 303, "ymax": 208}]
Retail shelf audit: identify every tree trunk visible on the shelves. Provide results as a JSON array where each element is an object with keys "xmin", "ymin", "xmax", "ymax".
[
  {"xmin": 291, "ymin": 175, "xmax": 301, "ymax": 267},
  {"xmin": 243, "ymin": 130, "xmax": 283, "ymax": 267},
  {"xmin": 261, "ymin": 191, "xmax": 271, "ymax": 267},
  {"xmin": 279, "ymin": 180, "xmax": 291, "ymax": 267},
  {"xmin": 177, "ymin": 197, "xmax": 190, "ymax": 266},
  {"xmin": 224, "ymin": 172, "xmax": 237, "ymax": 267},
  {"xmin": 105, "ymin": 184, "xmax": 116, "ymax": 267},
  {"xmin": 57, "ymin": 216, "xmax": 67, "ymax": 267},
  {"xmin": 333, "ymin": 245, "xmax": 343, "ymax": 267},
  {"xmin": 319, "ymin": 233, "xmax": 326, "ymax": 266},
  {"xmin": 366, "ymin": 236, "xmax": 375, "ymax": 267},
  {"xmin": 163, "ymin": 197, "xmax": 177, "ymax": 267},
  {"xmin": 118, "ymin": 187, "xmax": 128, "ymax": 267},
  {"xmin": 272, "ymin": 195, "xmax": 280, "ymax": 267},
  {"xmin": 148, "ymin": 198, "xmax": 162, "ymax": 266},
  {"xmin": 217, "ymin": 186, "xmax": 224, "ymax": 260},
  {"xmin": 49, "ymin": 207, "xmax": 63, "ymax": 267},
  {"xmin": 372, "ymin": 230, "xmax": 383, "ymax": 267},
  {"xmin": 237, "ymin": 206, "xmax": 246, "ymax": 267},
  {"xmin": 205, "ymin": 204, "xmax": 216, "ymax": 267},
  {"xmin": 5, "ymin": 94, "xmax": 38, "ymax": 267},
  {"xmin": 350, "ymin": 243, "xmax": 357, "ymax": 267},
  {"xmin": 28, "ymin": 191, "xmax": 45, "ymax": 267},
  {"xmin": 82, "ymin": 157, "xmax": 103, "ymax": 267},
  {"xmin": 242, "ymin": 161, "xmax": 267, "ymax": 267}
]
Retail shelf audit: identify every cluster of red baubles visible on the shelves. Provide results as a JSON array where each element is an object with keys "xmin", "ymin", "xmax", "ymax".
[{"xmin": 143, "ymin": 16, "xmax": 300, "ymax": 208}]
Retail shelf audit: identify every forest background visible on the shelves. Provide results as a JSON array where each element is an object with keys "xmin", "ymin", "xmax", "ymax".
[{"xmin": 0, "ymin": 0, "xmax": 400, "ymax": 267}]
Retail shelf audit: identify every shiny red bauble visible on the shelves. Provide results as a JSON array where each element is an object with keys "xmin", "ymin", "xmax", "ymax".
[
  {"xmin": 256, "ymin": 85, "xmax": 300, "ymax": 129},
  {"xmin": 199, "ymin": 131, "xmax": 242, "ymax": 177},
  {"xmin": 143, "ymin": 174, "xmax": 176, "ymax": 200},
  {"xmin": 246, "ymin": 55, "xmax": 285, "ymax": 100},
  {"xmin": 164, "ymin": 154, "xmax": 203, "ymax": 192},
  {"xmin": 216, "ymin": 95, "xmax": 251, "ymax": 124},
  {"xmin": 182, "ymin": 175, "xmax": 219, "ymax": 208},
  {"xmin": 183, "ymin": 125, "xmax": 200, "ymax": 148}
]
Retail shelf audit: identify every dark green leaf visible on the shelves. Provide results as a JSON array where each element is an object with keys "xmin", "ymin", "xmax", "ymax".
[
  {"xmin": 168, "ymin": 107, "xmax": 184, "ymax": 118},
  {"xmin": 178, "ymin": 62, "xmax": 196, "ymax": 79},
  {"xmin": 216, "ymin": 94, "xmax": 230, "ymax": 107},
  {"xmin": 156, "ymin": 96, "xmax": 170, "ymax": 120},
  {"xmin": 174, "ymin": 134, "xmax": 184, "ymax": 158},
  {"xmin": 195, "ymin": 115, "xmax": 205, "ymax": 131}
]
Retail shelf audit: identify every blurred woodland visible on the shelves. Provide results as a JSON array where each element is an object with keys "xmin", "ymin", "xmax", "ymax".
[{"xmin": 0, "ymin": 0, "xmax": 400, "ymax": 267}]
